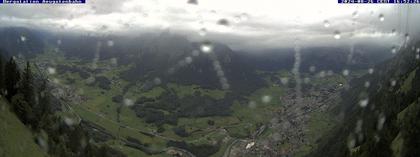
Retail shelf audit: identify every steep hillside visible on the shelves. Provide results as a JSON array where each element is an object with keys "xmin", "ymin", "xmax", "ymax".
[
  {"xmin": 0, "ymin": 97, "xmax": 47, "ymax": 157},
  {"xmin": 310, "ymin": 40, "xmax": 420, "ymax": 157}
]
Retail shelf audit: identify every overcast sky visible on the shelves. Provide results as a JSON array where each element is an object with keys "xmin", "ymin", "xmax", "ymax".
[{"xmin": 0, "ymin": 0, "xmax": 419, "ymax": 50}]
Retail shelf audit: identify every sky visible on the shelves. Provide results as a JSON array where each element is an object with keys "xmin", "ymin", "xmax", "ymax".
[{"xmin": 0, "ymin": 0, "xmax": 419, "ymax": 50}]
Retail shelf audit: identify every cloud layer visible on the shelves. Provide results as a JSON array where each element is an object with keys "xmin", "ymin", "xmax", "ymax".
[{"xmin": 0, "ymin": 0, "xmax": 419, "ymax": 50}]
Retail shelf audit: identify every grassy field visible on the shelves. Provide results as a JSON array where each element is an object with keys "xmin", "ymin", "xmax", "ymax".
[
  {"xmin": 31, "ymin": 53, "xmax": 313, "ymax": 157},
  {"xmin": 0, "ymin": 97, "xmax": 47, "ymax": 157}
]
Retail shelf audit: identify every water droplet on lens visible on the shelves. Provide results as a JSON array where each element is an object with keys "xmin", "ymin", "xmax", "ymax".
[
  {"xmin": 368, "ymin": 68, "xmax": 374, "ymax": 74},
  {"xmin": 304, "ymin": 77, "xmax": 310, "ymax": 84},
  {"xmin": 391, "ymin": 29, "xmax": 396, "ymax": 35},
  {"xmin": 323, "ymin": 20, "xmax": 330, "ymax": 28},
  {"xmin": 47, "ymin": 67, "xmax": 56, "ymax": 75},
  {"xmin": 262, "ymin": 95, "xmax": 272, "ymax": 103},
  {"xmin": 364, "ymin": 81, "xmax": 370, "ymax": 88},
  {"xmin": 107, "ymin": 40, "xmax": 114, "ymax": 47},
  {"xmin": 379, "ymin": 14, "xmax": 385, "ymax": 21},
  {"xmin": 200, "ymin": 42, "xmax": 213, "ymax": 53},
  {"xmin": 391, "ymin": 80, "xmax": 396, "ymax": 86},
  {"xmin": 377, "ymin": 113, "xmax": 386, "ymax": 130},
  {"xmin": 248, "ymin": 101, "xmax": 257, "ymax": 108},
  {"xmin": 280, "ymin": 77, "xmax": 289, "ymax": 85},
  {"xmin": 110, "ymin": 58, "xmax": 118, "ymax": 66},
  {"xmin": 192, "ymin": 50, "xmax": 200, "ymax": 56},
  {"xmin": 342, "ymin": 69, "xmax": 349, "ymax": 76},
  {"xmin": 309, "ymin": 66, "xmax": 316, "ymax": 72},
  {"xmin": 185, "ymin": 56, "xmax": 193, "ymax": 64},
  {"xmin": 57, "ymin": 39, "xmax": 62, "ymax": 45},
  {"xmin": 233, "ymin": 15, "xmax": 241, "ymax": 23},
  {"xmin": 124, "ymin": 98, "xmax": 134, "ymax": 107},
  {"xmin": 20, "ymin": 36, "xmax": 26, "ymax": 42},
  {"xmin": 153, "ymin": 77, "xmax": 161, "ymax": 85},
  {"xmin": 405, "ymin": 33, "xmax": 410, "ymax": 41},
  {"xmin": 359, "ymin": 98, "xmax": 368, "ymax": 107},
  {"xmin": 334, "ymin": 30, "xmax": 341, "ymax": 39},
  {"xmin": 240, "ymin": 13, "xmax": 249, "ymax": 21},
  {"xmin": 64, "ymin": 117, "xmax": 76, "ymax": 126},
  {"xmin": 217, "ymin": 19, "xmax": 230, "ymax": 26},
  {"xmin": 352, "ymin": 11, "xmax": 358, "ymax": 19},
  {"xmin": 187, "ymin": 0, "xmax": 198, "ymax": 5},
  {"xmin": 391, "ymin": 46, "xmax": 397, "ymax": 54},
  {"xmin": 319, "ymin": 71, "xmax": 326, "ymax": 78},
  {"xmin": 348, "ymin": 138, "xmax": 356, "ymax": 149},
  {"xmin": 199, "ymin": 28, "xmax": 207, "ymax": 36}
]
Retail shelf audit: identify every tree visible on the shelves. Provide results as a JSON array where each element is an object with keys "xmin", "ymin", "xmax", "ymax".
[
  {"xmin": 5, "ymin": 57, "xmax": 21, "ymax": 100},
  {"xmin": 35, "ymin": 80, "xmax": 53, "ymax": 130},
  {"xmin": 21, "ymin": 61, "xmax": 35, "ymax": 106},
  {"xmin": 11, "ymin": 94, "xmax": 33, "ymax": 125},
  {"xmin": 0, "ymin": 54, "xmax": 4, "ymax": 94}
]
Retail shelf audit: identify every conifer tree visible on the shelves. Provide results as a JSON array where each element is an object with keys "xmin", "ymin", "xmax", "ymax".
[
  {"xmin": 5, "ymin": 57, "xmax": 21, "ymax": 100},
  {"xmin": 0, "ymin": 54, "xmax": 4, "ymax": 94},
  {"xmin": 22, "ymin": 61, "xmax": 35, "ymax": 106}
]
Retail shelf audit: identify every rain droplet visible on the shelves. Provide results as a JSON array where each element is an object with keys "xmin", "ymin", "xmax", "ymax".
[
  {"xmin": 64, "ymin": 117, "xmax": 76, "ymax": 126},
  {"xmin": 262, "ymin": 95, "xmax": 272, "ymax": 104},
  {"xmin": 323, "ymin": 20, "xmax": 330, "ymax": 28},
  {"xmin": 107, "ymin": 40, "xmax": 114, "ymax": 47},
  {"xmin": 36, "ymin": 136, "xmax": 48, "ymax": 151},
  {"xmin": 217, "ymin": 70, "xmax": 224, "ymax": 77},
  {"xmin": 187, "ymin": 0, "xmax": 198, "ymax": 5},
  {"xmin": 199, "ymin": 28, "xmax": 207, "ymax": 36},
  {"xmin": 248, "ymin": 101, "xmax": 257, "ymax": 108},
  {"xmin": 303, "ymin": 77, "xmax": 310, "ymax": 84},
  {"xmin": 364, "ymin": 81, "xmax": 370, "ymax": 88},
  {"xmin": 185, "ymin": 56, "xmax": 193, "ymax": 64},
  {"xmin": 319, "ymin": 71, "xmax": 326, "ymax": 78},
  {"xmin": 416, "ymin": 54, "xmax": 419, "ymax": 60},
  {"xmin": 217, "ymin": 19, "xmax": 230, "ymax": 26},
  {"xmin": 355, "ymin": 119, "xmax": 363, "ymax": 132},
  {"xmin": 334, "ymin": 30, "xmax": 341, "ymax": 39},
  {"xmin": 280, "ymin": 77, "xmax": 289, "ymax": 85},
  {"xmin": 405, "ymin": 33, "xmax": 410, "ymax": 41},
  {"xmin": 47, "ymin": 67, "xmax": 56, "ymax": 75},
  {"xmin": 359, "ymin": 98, "xmax": 369, "ymax": 107},
  {"xmin": 57, "ymin": 39, "xmax": 62, "ymax": 45},
  {"xmin": 233, "ymin": 15, "xmax": 241, "ymax": 23},
  {"xmin": 342, "ymin": 69, "xmax": 350, "ymax": 76},
  {"xmin": 391, "ymin": 80, "xmax": 396, "ymax": 86},
  {"xmin": 391, "ymin": 46, "xmax": 397, "ymax": 54},
  {"xmin": 20, "ymin": 36, "xmax": 26, "ymax": 42},
  {"xmin": 352, "ymin": 11, "xmax": 359, "ymax": 19},
  {"xmin": 124, "ymin": 98, "xmax": 134, "ymax": 107},
  {"xmin": 192, "ymin": 50, "xmax": 200, "ymax": 56},
  {"xmin": 85, "ymin": 76, "xmax": 95, "ymax": 84},
  {"xmin": 327, "ymin": 70, "xmax": 334, "ymax": 76},
  {"xmin": 368, "ymin": 68, "xmax": 374, "ymax": 74},
  {"xmin": 391, "ymin": 29, "xmax": 396, "ymax": 35},
  {"xmin": 348, "ymin": 137, "xmax": 356, "ymax": 149},
  {"xmin": 200, "ymin": 42, "xmax": 213, "ymax": 53},
  {"xmin": 53, "ymin": 78, "xmax": 60, "ymax": 84},
  {"xmin": 222, "ymin": 83, "xmax": 230, "ymax": 90},
  {"xmin": 377, "ymin": 113, "xmax": 386, "ymax": 130},
  {"xmin": 240, "ymin": 13, "xmax": 249, "ymax": 21},
  {"xmin": 110, "ymin": 58, "xmax": 118, "ymax": 66},
  {"xmin": 309, "ymin": 66, "xmax": 316, "ymax": 73},
  {"xmin": 379, "ymin": 14, "xmax": 385, "ymax": 22},
  {"xmin": 416, "ymin": 48, "xmax": 420, "ymax": 53},
  {"xmin": 153, "ymin": 77, "xmax": 161, "ymax": 85}
]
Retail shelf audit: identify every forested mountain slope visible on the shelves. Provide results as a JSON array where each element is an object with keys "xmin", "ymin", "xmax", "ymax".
[{"xmin": 310, "ymin": 40, "xmax": 420, "ymax": 157}]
